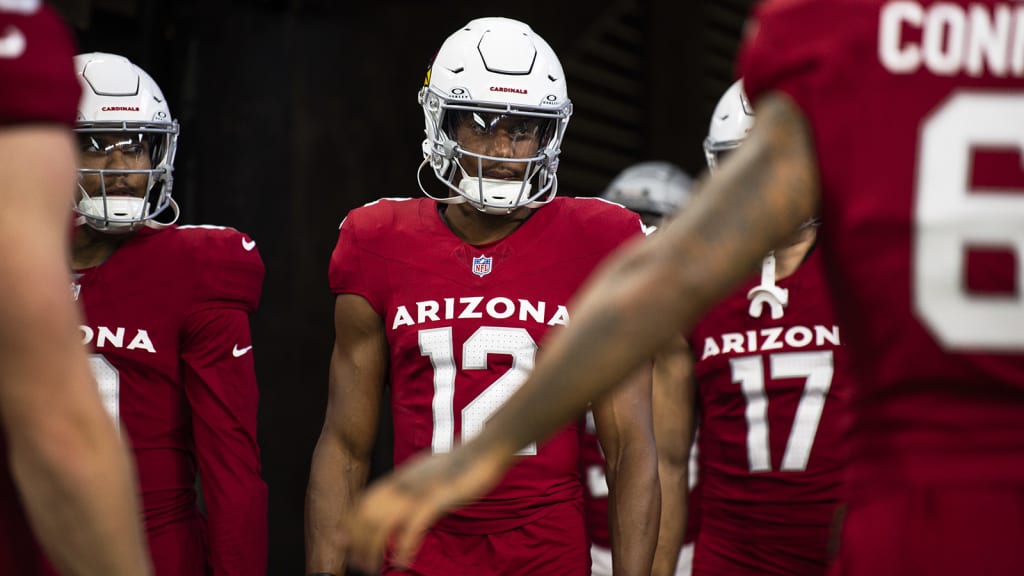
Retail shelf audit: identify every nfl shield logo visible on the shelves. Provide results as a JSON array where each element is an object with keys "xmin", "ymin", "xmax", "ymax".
[
  {"xmin": 472, "ymin": 255, "xmax": 493, "ymax": 277},
  {"xmin": 71, "ymin": 281, "xmax": 81, "ymax": 301}
]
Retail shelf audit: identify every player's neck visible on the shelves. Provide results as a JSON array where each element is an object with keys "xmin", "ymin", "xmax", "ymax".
[
  {"xmin": 773, "ymin": 226, "xmax": 818, "ymax": 281},
  {"xmin": 71, "ymin": 226, "xmax": 127, "ymax": 270},
  {"xmin": 441, "ymin": 203, "xmax": 533, "ymax": 246}
]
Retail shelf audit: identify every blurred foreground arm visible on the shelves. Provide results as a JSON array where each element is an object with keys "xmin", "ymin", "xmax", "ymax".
[
  {"xmin": 342, "ymin": 92, "xmax": 821, "ymax": 567},
  {"xmin": 0, "ymin": 127, "xmax": 151, "ymax": 575}
]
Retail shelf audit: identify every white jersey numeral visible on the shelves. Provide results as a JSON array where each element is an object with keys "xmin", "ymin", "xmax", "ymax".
[
  {"xmin": 88, "ymin": 354, "xmax": 120, "ymax": 425},
  {"xmin": 420, "ymin": 326, "xmax": 538, "ymax": 456},
  {"xmin": 914, "ymin": 91, "xmax": 1024, "ymax": 350},
  {"xmin": 730, "ymin": 351, "xmax": 834, "ymax": 473}
]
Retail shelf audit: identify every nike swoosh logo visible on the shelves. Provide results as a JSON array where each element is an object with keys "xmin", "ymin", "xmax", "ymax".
[
  {"xmin": 0, "ymin": 26, "xmax": 26, "ymax": 59},
  {"xmin": 241, "ymin": 238, "xmax": 256, "ymax": 251},
  {"xmin": 232, "ymin": 344, "xmax": 253, "ymax": 358}
]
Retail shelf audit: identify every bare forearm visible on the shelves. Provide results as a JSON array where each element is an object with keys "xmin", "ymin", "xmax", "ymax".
[
  {"xmin": 1, "ymin": 289, "xmax": 150, "ymax": 575},
  {"xmin": 469, "ymin": 95, "xmax": 817, "ymax": 463},
  {"xmin": 306, "ymin": 436, "xmax": 371, "ymax": 574},
  {"xmin": 0, "ymin": 132, "xmax": 151, "ymax": 574},
  {"xmin": 10, "ymin": 414, "xmax": 150, "ymax": 576},
  {"xmin": 475, "ymin": 245, "xmax": 682, "ymax": 461},
  {"xmin": 475, "ymin": 154, "xmax": 780, "ymax": 459},
  {"xmin": 607, "ymin": 445, "xmax": 660, "ymax": 576},
  {"xmin": 652, "ymin": 463, "xmax": 688, "ymax": 576}
]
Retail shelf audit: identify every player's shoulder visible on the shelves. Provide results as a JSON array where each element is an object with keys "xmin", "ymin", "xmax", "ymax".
[
  {"xmin": 159, "ymin": 225, "xmax": 265, "ymax": 307},
  {"xmin": 342, "ymin": 197, "xmax": 422, "ymax": 227},
  {"xmin": 338, "ymin": 196, "xmax": 435, "ymax": 252},
  {"xmin": 741, "ymin": 0, "xmax": 876, "ymax": 104},
  {"xmin": 0, "ymin": 2, "xmax": 80, "ymax": 126},
  {"xmin": 169, "ymin": 224, "xmax": 261, "ymax": 261},
  {"xmin": 551, "ymin": 196, "xmax": 643, "ymax": 230},
  {"xmin": 745, "ymin": 0, "xmax": 876, "ymax": 52}
]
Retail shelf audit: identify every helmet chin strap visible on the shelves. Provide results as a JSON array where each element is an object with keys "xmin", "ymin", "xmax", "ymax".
[
  {"xmin": 416, "ymin": 158, "xmax": 466, "ymax": 206},
  {"xmin": 145, "ymin": 197, "xmax": 180, "ymax": 230}
]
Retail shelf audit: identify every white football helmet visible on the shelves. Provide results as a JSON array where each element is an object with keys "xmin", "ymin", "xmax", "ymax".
[
  {"xmin": 74, "ymin": 52, "xmax": 180, "ymax": 233},
  {"xmin": 417, "ymin": 17, "xmax": 572, "ymax": 215},
  {"xmin": 602, "ymin": 161, "xmax": 693, "ymax": 220},
  {"xmin": 704, "ymin": 79, "xmax": 754, "ymax": 172}
]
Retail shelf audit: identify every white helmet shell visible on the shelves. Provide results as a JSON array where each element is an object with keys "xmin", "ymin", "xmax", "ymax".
[
  {"xmin": 417, "ymin": 17, "xmax": 572, "ymax": 214},
  {"xmin": 74, "ymin": 52, "xmax": 179, "ymax": 232},
  {"xmin": 704, "ymin": 79, "xmax": 754, "ymax": 171},
  {"xmin": 602, "ymin": 161, "xmax": 693, "ymax": 217}
]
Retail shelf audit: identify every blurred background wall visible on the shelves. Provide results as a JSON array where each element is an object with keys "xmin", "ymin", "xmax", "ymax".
[{"xmin": 57, "ymin": 0, "xmax": 757, "ymax": 571}]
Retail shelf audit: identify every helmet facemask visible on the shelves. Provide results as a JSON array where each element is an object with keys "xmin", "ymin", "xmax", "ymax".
[
  {"xmin": 75, "ymin": 121, "xmax": 179, "ymax": 233},
  {"xmin": 704, "ymin": 138, "xmax": 743, "ymax": 173},
  {"xmin": 421, "ymin": 99, "xmax": 568, "ymax": 214}
]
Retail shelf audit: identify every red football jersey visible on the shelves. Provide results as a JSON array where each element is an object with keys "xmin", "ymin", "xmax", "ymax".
[
  {"xmin": 329, "ymin": 197, "xmax": 643, "ymax": 534},
  {"xmin": 690, "ymin": 248, "xmax": 852, "ymax": 568},
  {"xmin": 741, "ymin": 0, "xmax": 1024, "ymax": 495},
  {"xmin": 0, "ymin": 2, "xmax": 79, "ymax": 126},
  {"xmin": 0, "ymin": 3, "xmax": 82, "ymax": 573},
  {"xmin": 69, "ymin": 225, "xmax": 267, "ymax": 576}
]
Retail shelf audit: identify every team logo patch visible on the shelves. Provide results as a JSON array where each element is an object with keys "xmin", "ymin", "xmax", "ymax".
[{"xmin": 472, "ymin": 255, "xmax": 493, "ymax": 277}]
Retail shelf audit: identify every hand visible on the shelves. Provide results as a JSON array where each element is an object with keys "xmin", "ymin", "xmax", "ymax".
[{"xmin": 342, "ymin": 445, "xmax": 511, "ymax": 574}]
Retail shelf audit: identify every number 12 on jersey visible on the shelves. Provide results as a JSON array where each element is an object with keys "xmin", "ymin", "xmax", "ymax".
[{"xmin": 420, "ymin": 326, "xmax": 538, "ymax": 456}]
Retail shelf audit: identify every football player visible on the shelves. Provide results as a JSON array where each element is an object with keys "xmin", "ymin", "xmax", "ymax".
[
  {"xmin": 305, "ymin": 17, "xmax": 658, "ymax": 576},
  {"xmin": 654, "ymin": 80, "xmax": 853, "ymax": 576},
  {"xmin": 68, "ymin": 52, "xmax": 267, "ymax": 576}
]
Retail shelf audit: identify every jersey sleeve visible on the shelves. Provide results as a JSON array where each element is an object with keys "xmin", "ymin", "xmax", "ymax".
[
  {"xmin": 738, "ymin": 0, "xmax": 862, "ymax": 120},
  {"xmin": 0, "ymin": 3, "xmax": 80, "ymax": 126},
  {"xmin": 175, "ymin": 226, "xmax": 267, "ymax": 575},
  {"xmin": 180, "ymin": 306, "xmax": 267, "ymax": 576},
  {"xmin": 328, "ymin": 209, "xmax": 388, "ymax": 314}
]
